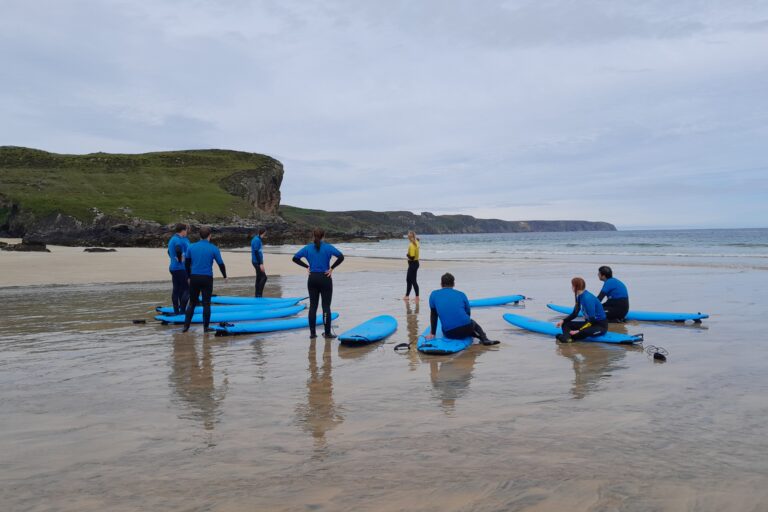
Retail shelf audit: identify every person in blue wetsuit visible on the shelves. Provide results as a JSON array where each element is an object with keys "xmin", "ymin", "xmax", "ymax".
[
  {"xmin": 251, "ymin": 227, "xmax": 267, "ymax": 297},
  {"xmin": 425, "ymin": 273, "xmax": 499, "ymax": 345},
  {"xmin": 167, "ymin": 223, "xmax": 190, "ymax": 314},
  {"xmin": 597, "ymin": 266, "xmax": 629, "ymax": 322},
  {"xmin": 182, "ymin": 226, "xmax": 227, "ymax": 333},
  {"xmin": 555, "ymin": 277, "xmax": 608, "ymax": 342},
  {"xmin": 292, "ymin": 228, "xmax": 345, "ymax": 339}
]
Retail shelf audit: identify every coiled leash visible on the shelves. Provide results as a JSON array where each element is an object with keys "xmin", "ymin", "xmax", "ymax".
[{"xmin": 645, "ymin": 345, "xmax": 669, "ymax": 362}]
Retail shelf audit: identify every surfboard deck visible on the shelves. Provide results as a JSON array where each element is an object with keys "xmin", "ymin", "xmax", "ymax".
[
  {"xmin": 213, "ymin": 312, "xmax": 340, "ymax": 336},
  {"xmin": 417, "ymin": 324, "xmax": 473, "ymax": 354},
  {"xmin": 156, "ymin": 300, "xmax": 302, "ymax": 315},
  {"xmin": 156, "ymin": 304, "xmax": 305, "ymax": 325},
  {"xmin": 503, "ymin": 313, "xmax": 643, "ymax": 344},
  {"xmin": 546, "ymin": 303, "xmax": 708, "ymax": 322},
  {"xmin": 209, "ymin": 296, "xmax": 306, "ymax": 305},
  {"xmin": 339, "ymin": 315, "xmax": 398, "ymax": 346},
  {"xmin": 468, "ymin": 295, "xmax": 526, "ymax": 307}
]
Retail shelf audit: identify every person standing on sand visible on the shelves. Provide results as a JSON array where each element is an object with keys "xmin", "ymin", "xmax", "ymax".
[
  {"xmin": 404, "ymin": 231, "xmax": 420, "ymax": 302},
  {"xmin": 555, "ymin": 277, "xmax": 607, "ymax": 342},
  {"xmin": 183, "ymin": 226, "xmax": 227, "ymax": 333},
  {"xmin": 597, "ymin": 266, "xmax": 630, "ymax": 322},
  {"xmin": 167, "ymin": 223, "xmax": 190, "ymax": 314},
  {"xmin": 251, "ymin": 227, "xmax": 267, "ymax": 297},
  {"xmin": 425, "ymin": 273, "xmax": 499, "ymax": 345},
  {"xmin": 292, "ymin": 228, "xmax": 345, "ymax": 339}
]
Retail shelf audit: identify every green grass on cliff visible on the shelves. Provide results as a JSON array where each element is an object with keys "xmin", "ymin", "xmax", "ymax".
[{"xmin": 0, "ymin": 147, "xmax": 278, "ymax": 224}]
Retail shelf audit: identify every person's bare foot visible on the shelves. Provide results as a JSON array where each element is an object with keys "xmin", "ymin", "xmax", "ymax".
[
  {"xmin": 403, "ymin": 296, "xmax": 410, "ymax": 301},
  {"xmin": 414, "ymin": 297, "xmax": 420, "ymax": 303}
]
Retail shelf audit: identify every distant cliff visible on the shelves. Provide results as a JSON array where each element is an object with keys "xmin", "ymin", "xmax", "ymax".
[
  {"xmin": 280, "ymin": 206, "xmax": 616, "ymax": 236},
  {"xmin": 0, "ymin": 147, "xmax": 616, "ymax": 248}
]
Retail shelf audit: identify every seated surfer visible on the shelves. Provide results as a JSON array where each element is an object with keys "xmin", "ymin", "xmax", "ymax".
[
  {"xmin": 182, "ymin": 226, "xmax": 227, "ymax": 333},
  {"xmin": 555, "ymin": 277, "xmax": 607, "ymax": 342},
  {"xmin": 597, "ymin": 266, "xmax": 629, "ymax": 322},
  {"xmin": 425, "ymin": 273, "xmax": 499, "ymax": 346}
]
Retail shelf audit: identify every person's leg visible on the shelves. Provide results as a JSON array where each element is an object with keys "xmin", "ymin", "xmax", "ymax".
[
  {"xmin": 178, "ymin": 270, "xmax": 189, "ymax": 313},
  {"xmin": 603, "ymin": 298, "xmax": 629, "ymax": 322},
  {"xmin": 321, "ymin": 275, "xmax": 334, "ymax": 337},
  {"xmin": 412, "ymin": 261, "xmax": 420, "ymax": 298},
  {"xmin": 307, "ymin": 275, "xmax": 320, "ymax": 338},
  {"xmin": 470, "ymin": 320, "xmax": 498, "ymax": 345},
  {"xmin": 570, "ymin": 321, "xmax": 608, "ymax": 340},
  {"xmin": 558, "ymin": 320, "xmax": 586, "ymax": 342},
  {"xmin": 443, "ymin": 323, "xmax": 476, "ymax": 339},
  {"xmin": 171, "ymin": 271, "xmax": 181, "ymax": 314},
  {"xmin": 405, "ymin": 261, "xmax": 414, "ymax": 298},
  {"xmin": 183, "ymin": 276, "xmax": 202, "ymax": 332},
  {"xmin": 201, "ymin": 276, "xmax": 214, "ymax": 331},
  {"xmin": 253, "ymin": 262, "xmax": 268, "ymax": 297}
]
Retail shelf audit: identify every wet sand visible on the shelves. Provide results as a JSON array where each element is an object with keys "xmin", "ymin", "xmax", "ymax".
[{"xmin": 1, "ymin": 259, "xmax": 767, "ymax": 511}]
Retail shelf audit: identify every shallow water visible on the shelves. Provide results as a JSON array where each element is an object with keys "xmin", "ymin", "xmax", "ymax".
[{"xmin": 2, "ymin": 260, "xmax": 767, "ymax": 511}]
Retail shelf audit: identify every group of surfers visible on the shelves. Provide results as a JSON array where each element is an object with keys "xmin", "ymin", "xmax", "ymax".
[{"xmin": 166, "ymin": 224, "xmax": 630, "ymax": 343}]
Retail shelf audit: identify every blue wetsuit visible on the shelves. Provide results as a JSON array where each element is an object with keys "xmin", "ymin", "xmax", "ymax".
[
  {"xmin": 598, "ymin": 277, "xmax": 630, "ymax": 321},
  {"xmin": 292, "ymin": 242, "xmax": 345, "ymax": 336},
  {"xmin": 183, "ymin": 239, "xmax": 227, "ymax": 331},
  {"xmin": 167, "ymin": 234, "xmax": 190, "ymax": 314},
  {"xmin": 428, "ymin": 287, "xmax": 492, "ymax": 342},
  {"xmin": 560, "ymin": 290, "xmax": 608, "ymax": 341},
  {"xmin": 251, "ymin": 235, "xmax": 267, "ymax": 297}
]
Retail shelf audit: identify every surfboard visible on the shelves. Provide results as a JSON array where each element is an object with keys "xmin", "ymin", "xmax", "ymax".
[
  {"xmin": 209, "ymin": 296, "xmax": 306, "ymax": 305},
  {"xmin": 503, "ymin": 313, "xmax": 643, "ymax": 344},
  {"xmin": 155, "ymin": 304, "xmax": 305, "ymax": 325},
  {"xmin": 468, "ymin": 295, "xmax": 526, "ymax": 307},
  {"xmin": 212, "ymin": 312, "xmax": 340, "ymax": 336},
  {"xmin": 156, "ymin": 300, "xmax": 301, "ymax": 315},
  {"xmin": 546, "ymin": 303, "xmax": 709, "ymax": 322},
  {"xmin": 338, "ymin": 315, "xmax": 398, "ymax": 346},
  {"xmin": 417, "ymin": 323, "xmax": 473, "ymax": 355}
]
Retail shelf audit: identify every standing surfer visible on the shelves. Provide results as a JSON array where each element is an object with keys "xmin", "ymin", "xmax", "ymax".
[
  {"xmin": 182, "ymin": 226, "xmax": 227, "ymax": 333},
  {"xmin": 292, "ymin": 228, "xmax": 345, "ymax": 339},
  {"xmin": 404, "ymin": 231, "xmax": 420, "ymax": 302},
  {"xmin": 251, "ymin": 227, "xmax": 267, "ymax": 297},
  {"xmin": 167, "ymin": 223, "xmax": 190, "ymax": 315}
]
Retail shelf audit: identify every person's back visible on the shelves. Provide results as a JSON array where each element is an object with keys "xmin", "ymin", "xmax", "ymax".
[
  {"xmin": 187, "ymin": 239, "xmax": 223, "ymax": 276},
  {"xmin": 429, "ymin": 287, "xmax": 471, "ymax": 332},
  {"xmin": 577, "ymin": 290, "xmax": 606, "ymax": 322},
  {"xmin": 597, "ymin": 266, "xmax": 629, "ymax": 321},
  {"xmin": 183, "ymin": 227, "xmax": 227, "ymax": 333},
  {"xmin": 600, "ymin": 277, "xmax": 628, "ymax": 300},
  {"xmin": 168, "ymin": 233, "xmax": 190, "ymax": 272}
]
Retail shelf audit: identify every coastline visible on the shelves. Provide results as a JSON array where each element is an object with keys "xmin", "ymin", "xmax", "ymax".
[{"xmin": 0, "ymin": 240, "xmax": 457, "ymax": 288}]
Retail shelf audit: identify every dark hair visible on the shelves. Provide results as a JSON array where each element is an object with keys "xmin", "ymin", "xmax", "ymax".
[
  {"xmin": 598, "ymin": 266, "xmax": 613, "ymax": 279},
  {"xmin": 441, "ymin": 273, "xmax": 455, "ymax": 287},
  {"xmin": 258, "ymin": 227, "xmax": 266, "ymax": 236},
  {"xmin": 199, "ymin": 226, "xmax": 212, "ymax": 240},
  {"xmin": 571, "ymin": 277, "xmax": 586, "ymax": 293},
  {"xmin": 313, "ymin": 228, "xmax": 325, "ymax": 250},
  {"xmin": 174, "ymin": 223, "xmax": 188, "ymax": 233}
]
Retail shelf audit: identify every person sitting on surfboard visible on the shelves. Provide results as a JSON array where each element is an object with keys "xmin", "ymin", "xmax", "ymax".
[
  {"xmin": 425, "ymin": 273, "xmax": 499, "ymax": 346},
  {"xmin": 555, "ymin": 277, "xmax": 608, "ymax": 343},
  {"xmin": 597, "ymin": 266, "xmax": 629, "ymax": 322}
]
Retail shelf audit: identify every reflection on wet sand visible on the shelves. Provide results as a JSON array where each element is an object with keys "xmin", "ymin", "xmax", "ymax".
[
  {"xmin": 169, "ymin": 333, "xmax": 229, "ymax": 431},
  {"xmin": 405, "ymin": 301, "xmax": 421, "ymax": 371},
  {"xmin": 295, "ymin": 338, "xmax": 343, "ymax": 453},
  {"xmin": 556, "ymin": 340, "xmax": 643, "ymax": 399},
  {"xmin": 428, "ymin": 347, "xmax": 492, "ymax": 413}
]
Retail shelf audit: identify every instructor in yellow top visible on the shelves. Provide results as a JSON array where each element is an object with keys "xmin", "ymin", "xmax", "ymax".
[{"xmin": 403, "ymin": 231, "xmax": 420, "ymax": 302}]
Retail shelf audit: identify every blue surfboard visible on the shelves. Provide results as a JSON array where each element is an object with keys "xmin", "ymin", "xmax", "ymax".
[
  {"xmin": 212, "ymin": 313, "xmax": 340, "ymax": 336},
  {"xmin": 468, "ymin": 295, "xmax": 526, "ymax": 307},
  {"xmin": 209, "ymin": 296, "xmax": 306, "ymax": 305},
  {"xmin": 156, "ymin": 300, "xmax": 302, "ymax": 315},
  {"xmin": 503, "ymin": 313, "xmax": 643, "ymax": 344},
  {"xmin": 417, "ymin": 323, "xmax": 473, "ymax": 355},
  {"xmin": 338, "ymin": 315, "xmax": 398, "ymax": 346},
  {"xmin": 546, "ymin": 303, "xmax": 709, "ymax": 323},
  {"xmin": 156, "ymin": 304, "xmax": 305, "ymax": 325}
]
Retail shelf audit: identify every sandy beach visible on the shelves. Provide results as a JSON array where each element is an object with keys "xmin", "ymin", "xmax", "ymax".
[{"xmin": 0, "ymin": 239, "xmax": 458, "ymax": 288}]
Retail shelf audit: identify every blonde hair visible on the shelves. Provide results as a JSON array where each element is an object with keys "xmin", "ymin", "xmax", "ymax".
[{"xmin": 407, "ymin": 231, "xmax": 417, "ymax": 244}]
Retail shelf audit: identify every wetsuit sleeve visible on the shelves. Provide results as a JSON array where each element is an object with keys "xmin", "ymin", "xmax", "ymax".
[
  {"xmin": 218, "ymin": 263, "xmax": 227, "ymax": 278},
  {"xmin": 293, "ymin": 246, "xmax": 307, "ymax": 260},
  {"xmin": 330, "ymin": 254, "xmax": 345, "ymax": 269},
  {"xmin": 597, "ymin": 282, "xmax": 607, "ymax": 302},
  {"xmin": 430, "ymin": 307, "xmax": 438, "ymax": 336},
  {"xmin": 463, "ymin": 294, "xmax": 471, "ymax": 316},
  {"xmin": 174, "ymin": 244, "xmax": 183, "ymax": 262},
  {"xmin": 329, "ymin": 244, "xmax": 343, "ymax": 258},
  {"xmin": 292, "ymin": 256, "xmax": 309, "ymax": 268},
  {"xmin": 563, "ymin": 299, "xmax": 579, "ymax": 323}
]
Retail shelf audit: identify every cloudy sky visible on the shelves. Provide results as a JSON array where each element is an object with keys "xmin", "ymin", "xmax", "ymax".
[{"xmin": 2, "ymin": 0, "xmax": 767, "ymax": 228}]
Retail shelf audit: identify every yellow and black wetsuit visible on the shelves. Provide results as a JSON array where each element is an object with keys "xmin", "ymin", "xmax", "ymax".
[{"xmin": 406, "ymin": 240, "xmax": 420, "ymax": 297}]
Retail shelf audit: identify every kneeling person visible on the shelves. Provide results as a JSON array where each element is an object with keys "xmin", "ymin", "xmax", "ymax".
[
  {"xmin": 556, "ymin": 277, "xmax": 607, "ymax": 343},
  {"xmin": 597, "ymin": 265, "xmax": 629, "ymax": 322},
  {"xmin": 426, "ymin": 273, "xmax": 498, "ymax": 346}
]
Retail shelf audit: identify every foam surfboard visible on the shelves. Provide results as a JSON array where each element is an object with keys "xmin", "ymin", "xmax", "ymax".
[
  {"xmin": 338, "ymin": 315, "xmax": 398, "ymax": 346},
  {"xmin": 503, "ymin": 313, "xmax": 643, "ymax": 344},
  {"xmin": 546, "ymin": 303, "xmax": 709, "ymax": 323},
  {"xmin": 209, "ymin": 296, "xmax": 306, "ymax": 305},
  {"xmin": 417, "ymin": 323, "xmax": 473, "ymax": 355},
  {"xmin": 468, "ymin": 295, "xmax": 526, "ymax": 307},
  {"xmin": 156, "ymin": 300, "xmax": 301, "ymax": 315},
  {"xmin": 155, "ymin": 304, "xmax": 305, "ymax": 325},
  {"xmin": 212, "ymin": 312, "xmax": 340, "ymax": 336}
]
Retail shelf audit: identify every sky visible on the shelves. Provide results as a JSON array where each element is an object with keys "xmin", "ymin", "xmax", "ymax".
[{"xmin": 1, "ymin": 0, "xmax": 767, "ymax": 229}]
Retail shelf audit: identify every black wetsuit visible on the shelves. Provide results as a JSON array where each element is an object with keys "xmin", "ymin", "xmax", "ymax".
[
  {"xmin": 253, "ymin": 263, "xmax": 267, "ymax": 298},
  {"xmin": 597, "ymin": 294, "xmax": 630, "ymax": 322},
  {"xmin": 183, "ymin": 244, "xmax": 227, "ymax": 331},
  {"xmin": 406, "ymin": 260, "xmax": 419, "ymax": 297},
  {"xmin": 560, "ymin": 291, "xmax": 608, "ymax": 341}
]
